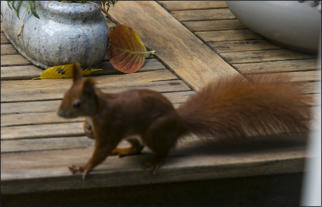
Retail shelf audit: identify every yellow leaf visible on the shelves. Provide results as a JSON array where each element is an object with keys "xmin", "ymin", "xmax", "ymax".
[{"xmin": 35, "ymin": 64, "xmax": 102, "ymax": 80}]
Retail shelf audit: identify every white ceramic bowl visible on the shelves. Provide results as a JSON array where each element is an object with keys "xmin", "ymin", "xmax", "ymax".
[{"xmin": 227, "ymin": 1, "xmax": 321, "ymax": 53}]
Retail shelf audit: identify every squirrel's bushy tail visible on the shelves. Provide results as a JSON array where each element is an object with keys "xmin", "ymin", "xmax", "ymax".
[{"xmin": 177, "ymin": 74, "xmax": 312, "ymax": 138}]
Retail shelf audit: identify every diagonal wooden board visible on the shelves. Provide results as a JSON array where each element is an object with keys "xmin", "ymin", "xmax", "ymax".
[{"xmin": 109, "ymin": 1, "xmax": 240, "ymax": 90}]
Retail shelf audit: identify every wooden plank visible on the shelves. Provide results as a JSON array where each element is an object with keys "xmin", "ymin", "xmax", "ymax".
[
  {"xmin": 171, "ymin": 8, "xmax": 235, "ymax": 21},
  {"xmin": 1, "ymin": 92, "xmax": 193, "ymax": 140},
  {"xmin": 1, "ymin": 91, "xmax": 193, "ymax": 140},
  {"xmin": 1, "ymin": 65, "xmax": 42, "ymax": 80},
  {"xmin": 196, "ymin": 30, "xmax": 263, "ymax": 42},
  {"xmin": 1, "ymin": 122, "xmax": 84, "ymax": 140},
  {"xmin": 1, "ymin": 58, "xmax": 166, "ymax": 80},
  {"xmin": 1, "ymin": 54, "xmax": 31, "ymax": 66},
  {"xmin": 1, "ymin": 136, "xmax": 93, "ymax": 153},
  {"xmin": 1, "ymin": 44, "xmax": 17, "ymax": 55},
  {"xmin": 234, "ymin": 59, "xmax": 318, "ymax": 73},
  {"xmin": 1, "ymin": 33, "xmax": 9, "ymax": 44},
  {"xmin": 183, "ymin": 19, "xmax": 246, "ymax": 32},
  {"xmin": 245, "ymin": 70, "xmax": 321, "ymax": 82},
  {"xmin": 1, "ymin": 144, "xmax": 306, "ymax": 194},
  {"xmin": 109, "ymin": 1, "xmax": 240, "ymax": 90},
  {"xmin": 1, "ymin": 70, "xmax": 178, "ymax": 102},
  {"xmin": 1, "ymin": 80, "xmax": 189, "ymax": 114},
  {"xmin": 221, "ymin": 49, "xmax": 313, "ymax": 64},
  {"xmin": 2, "ymin": 100, "xmax": 61, "ymax": 115},
  {"xmin": 160, "ymin": 1, "xmax": 228, "ymax": 11},
  {"xmin": 209, "ymin": 39, "xmax": 280, "ymax": 52},
  {"xmin": 1, "ymin": 112, "xmax": 82, "ymax": 127},
  {"xmin": 1, "ymin": 78, "xmax": 190, "ymax": 104},
  {"xmin": 298, "ymin": 81, "xmax": 321, "ymax": 94},
  {"xmin": 1, "ymin": 23, "xmax": 4, "ymax": 33}
]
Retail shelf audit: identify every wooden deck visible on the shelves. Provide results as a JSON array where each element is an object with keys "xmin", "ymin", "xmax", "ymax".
[{"xmin": 1, "ymin": 1, "xmax": 320, "ymax": 205}]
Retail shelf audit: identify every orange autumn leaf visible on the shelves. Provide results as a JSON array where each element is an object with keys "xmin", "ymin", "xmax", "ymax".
[{"xmin": 107, "ymin": 24, "xmax": 155, "ymax": 74}]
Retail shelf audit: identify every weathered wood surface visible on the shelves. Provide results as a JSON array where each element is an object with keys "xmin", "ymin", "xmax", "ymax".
[
  {"xmin": 1, "ymin": 140, "xmax": 306, "ymax": 194},
  {"xmin": 1, "ymin": 1, "xmax": 320, "ymax": 198},
  {"xmin": 160, "ymin": 1, "xmax": 228, "ymax": 11},
  {"xmin": 1, "ymin": 58, "xmax": 166, "ymax": 80},
  {"xmin": 109, "ymin": 1, "xmax": 240, "ymax": 91},
  {"xmin": 184, "ymin": 19, "xmax": 246, "ymax": 32},
  {"xmin": 171, "ymin": 8, "xmax": 235, "ymax": 21}
]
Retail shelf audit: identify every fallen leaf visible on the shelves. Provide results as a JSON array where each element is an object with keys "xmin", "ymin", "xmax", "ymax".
[
  {"xmin": 107, "ymin": 24, "xmax": 155, "ymax": 74},
  {"xmin": 35, "ymin": 64, "xmax": 102, "ymax": 79}
]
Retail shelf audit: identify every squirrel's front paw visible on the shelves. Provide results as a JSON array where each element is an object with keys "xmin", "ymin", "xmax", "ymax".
[{"xmin": 68, "ymin": 165, "xmax": 84, "ymax": 175}]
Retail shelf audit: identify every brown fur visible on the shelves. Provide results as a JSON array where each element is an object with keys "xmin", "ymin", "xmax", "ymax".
[{"xmin": 58, "ymin": 63, "xmax": 311, "ymax": 180}]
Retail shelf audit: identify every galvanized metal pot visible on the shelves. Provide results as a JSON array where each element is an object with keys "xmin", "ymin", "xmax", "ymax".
[
  {"xmin": 227, "ymin": 1, "xmax": 321, "ymax": 53},
  {"xmin": 1, "ymin": 1, "xmax": 108, "ymax": 69}
]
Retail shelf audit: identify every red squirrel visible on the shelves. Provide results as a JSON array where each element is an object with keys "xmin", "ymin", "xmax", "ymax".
[{"xmin": 58, "ymin": 63, "xmax": 311, "ymax": 180}]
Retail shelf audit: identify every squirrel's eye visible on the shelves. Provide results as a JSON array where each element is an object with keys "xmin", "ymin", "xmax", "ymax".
[{"xmin": 73, "ymin": 101, "xmax": 81, "ymax": 108}]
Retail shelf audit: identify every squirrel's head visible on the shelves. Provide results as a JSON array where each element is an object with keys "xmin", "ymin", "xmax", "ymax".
[{"xmin": 58, "ymin": 62, "xmax": 98, "ymax": 118}]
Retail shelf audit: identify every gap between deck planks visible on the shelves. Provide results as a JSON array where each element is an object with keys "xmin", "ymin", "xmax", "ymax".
[{"xmin": 109, "ymin": 1, "xmax": 241, "ymax": 91}]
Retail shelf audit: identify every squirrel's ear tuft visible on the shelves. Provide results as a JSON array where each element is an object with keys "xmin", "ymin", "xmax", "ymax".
[
  {"xmin": 72, "ymin": 62, "xmax": 83, "ymax": 82},
  {"xmin": 82, "ymin": 78, "xmax": 96, "ymax": 97}
]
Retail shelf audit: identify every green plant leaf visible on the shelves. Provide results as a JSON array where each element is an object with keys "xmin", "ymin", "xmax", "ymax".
[
  {"xmin": 16, "ymin": 1, "xmax": 23, "ymax": 19},
  {"xmin": 29, "ymin": 1, "xmax": 39, "ymax": 19}
]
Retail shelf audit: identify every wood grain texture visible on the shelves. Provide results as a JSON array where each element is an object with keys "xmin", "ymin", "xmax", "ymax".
[
  {"xmin": 171, "ymin": 8, "xmax": 235, "ymax": 21},
  {"xmin": 245, "ymin": 70, "xmax": 321, "ymax": 82},
  {"xmin": 1, "ymin": 33, "xmax": 9, "ymax": 44},
  {"xmin": 1, "ymin": 58, "xmax": 166, "ymax": 80},
  {"xmin": 1, "ymin": 142, "xmax": 306, "ymax": 194},
  {"xmin": 221, "ymin": 49, "xmax": 313, "ymax": 64},
  {"xmin": 1, "ymin": 54, "xmax": 31, "ymax": 66},
  {"xmin": 1, "ymin": 136, "xmax": 93, "ymax": 153},
  {"xmin": 209, "ymin": 40, "xmax": 280, "ymax": 52},
  {"xmin": 1, "ymin": 44, "xmax": 17, "ymax": 55},
  {"xmin": 234, "ymin": 59, "xmax": 318, "ymax": 73},
  {"xmin": 1, "ymin": 80, "xmax": 188, "ymax": 114},
  {"xmin": 2, "ymin": 80, "xmax": 191, "ymax": 103},
  {"xmin": 183, "ymin": 19, "xmax": 246, "ymax": 32},
  {"xmin": 196, "ymin": 29, "xmax": 263, "ymax": 42},
  {"xmin": 109, "ymin": 1, "xmax": 240, "ymax": 90},
  {"xmin": 160, "ymin": 1, "xmax": 228, "ymax": 11}
]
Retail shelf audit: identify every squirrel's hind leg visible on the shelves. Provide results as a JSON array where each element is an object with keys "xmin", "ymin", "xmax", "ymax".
[
  {"xmin": 143, "ymin": 114, "xmax": 184, "ymax": 173},
  {"xmin": 111, "ymin": 138, "xmax": 144, "ymax": 157}
]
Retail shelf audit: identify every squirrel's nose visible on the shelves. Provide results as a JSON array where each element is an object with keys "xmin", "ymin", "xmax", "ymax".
[{"xmin": 58, "ymin": 110, "xmax": 65, "ymax": 117}]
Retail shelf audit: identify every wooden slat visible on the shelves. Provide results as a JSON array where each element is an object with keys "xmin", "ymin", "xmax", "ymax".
[
  {"xmin": 2, "ymin": 79, "xmax": 191, "ymax": 104},
  {"xmin": 109, "ymin": 1, "xmax": 240, "ymax": 91},
  {"xmin": 183, "ymin": 19, "xmax": 246, "ymax": 32},
  {"xmin": 1, "ymin": 136, "xmax": 93, "ymax": 153},
  {"xmin": 1, "ymin": 44, "xmax": 17, "ymax": 55},
  {"xmin": 1, "ymin": 80, "xmax": 189, "ymax": 114},
  {"xmin": 298, "ymin": 81, "xmax": 321, "ymax": 94},
  {"xmin": 1, "ymin": 91, "xmax": 193, "ymax": 140},
  {"xmin": 171, "ymin": 8, "xmax": 235, "ymax": 21},
  {"xmin": 1, "ymin": 65, "xmax": 42, "ymax": 80},
  {"xmin": 1, "ymin": 70, "xmax": 178, "ymax": 102},
  {"xmin": 1, "ymin": 112, "xmax": 82, "ymax": 127},
  {"xmin": 1, "ymin": 144, "xmax": 306, "ymax": 194},
  {"xmin": 245, "ymin": 70, "xmax": 321, "ymax": 82},
  {"xmin": 1, "ymin": 33, "xmax": 9, "ymax": 44},
  {"xmin": 221, "ymin": 49, "xmax": 313, "ymax": 64},
  {"xmin": 1, "ymin": 122, "xmax": 84, "ymax": 140},
  {"xmin": 160, "ymin": 1, "xmax": 228, "ymax": 11},
  {"xmin": 2, "ymin": 100, "xmax": 61, "ymax": 115},
  {"xmin": 196, "ymin": 29, "xmax": 263, "ymax": 42},
  {"xmin": 1, "ymin": 54, "xmax": 31, "ymax": 66},
  {"xmin": 234, "ymin": 59, "xmax": 318, "ymax": 73},
  {"xmin": 1, "ymin": 58, "xmax": 166, "ymax": 80},
  {"xmin": 209, "ymin": 40, "xmax": 280, "ymax": 52}
]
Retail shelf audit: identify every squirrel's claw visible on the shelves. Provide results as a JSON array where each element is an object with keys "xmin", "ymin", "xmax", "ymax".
[{"xmin": 68, "ymin": 165, "xmax": 84, "ymax": 175}]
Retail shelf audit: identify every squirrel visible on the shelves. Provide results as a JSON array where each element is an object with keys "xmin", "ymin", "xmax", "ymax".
[{"xmin": 58, "ymin": 62, "xmax": 311, "ymax": 180}]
